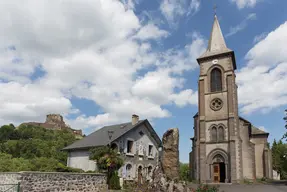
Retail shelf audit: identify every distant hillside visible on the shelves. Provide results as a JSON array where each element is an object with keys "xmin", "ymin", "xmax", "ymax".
[
  {"xmin": 0, "ymin": 123, "xmax": 83, "ymax": 172},
  {"xmin": 19, "ymin": 114, "xmax": 83, "ymax": 139}
]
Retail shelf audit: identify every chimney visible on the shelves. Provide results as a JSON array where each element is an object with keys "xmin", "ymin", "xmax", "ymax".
[{"xmin": 132, "ymin": 114, "xmax": 139, "ymax": 125}]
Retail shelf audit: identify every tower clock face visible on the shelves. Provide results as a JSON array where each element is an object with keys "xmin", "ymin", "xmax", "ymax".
[{"xmin": 212, "ymin": 59, "xmax": 218, "ymax": 64}]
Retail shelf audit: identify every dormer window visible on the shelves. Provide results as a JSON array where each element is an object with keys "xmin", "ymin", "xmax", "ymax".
[{"xmin": 210, "ymin": 68, "xmax": 222, "ymax": 92}]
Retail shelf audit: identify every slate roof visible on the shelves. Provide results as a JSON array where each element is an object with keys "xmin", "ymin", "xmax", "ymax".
[
  {"xmin": 63, "ymin": 119, "xmax": 161, "ymax": 151},
  {"xmin": 251, "ymin": 125, "xmax": 268, "ymax": 135}
]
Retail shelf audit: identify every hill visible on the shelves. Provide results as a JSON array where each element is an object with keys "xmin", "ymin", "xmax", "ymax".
[{"xmin": 0, "ymin": 123, "xmax": 83, "ymax": 172}]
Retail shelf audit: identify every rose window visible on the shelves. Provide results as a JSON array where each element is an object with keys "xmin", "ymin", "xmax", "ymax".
[{"xmin": 210, "ymin": 98, "xmax": 223, "ymax": 111}]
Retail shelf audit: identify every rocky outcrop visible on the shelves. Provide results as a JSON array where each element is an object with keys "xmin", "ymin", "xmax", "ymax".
[
  {"xmin": 162, "ymin": 128, "xmax": 180, "ymax": 180},
  {"xmin": 20, "ymin": 114, "xmax": 82, "ymax": 137},
  {"xmin": 147, "ymin": 128, "xmax": 192, "ymax": 192}
]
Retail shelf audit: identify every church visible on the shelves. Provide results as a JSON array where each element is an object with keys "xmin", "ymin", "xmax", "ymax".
[{"xmin": 189, "ymin": 15, "xmax": 273, "ymax": 183}]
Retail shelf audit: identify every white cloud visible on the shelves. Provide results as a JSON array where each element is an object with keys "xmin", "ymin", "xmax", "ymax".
[
  {"xmin": 253, "ymin": 32, "xmax": 267, "ymax": 43},
  {"xmin": 230, "ymin": 0, "xmax": 260, "ymax": 9},
  {"xmin": 169, "ymin": 89, "xmax": 198, "ymax": 107},
  {"xmin": 0, "ymin": 0, "xmax": 204, "ymax": 130},
  {"xmin": 237, "ymin": 21, "xmax": 287, "ymax": 114},
  {"xmin": 133, "ymin": 23, "xmax": 169, "ymax": 40},
  {"xmin": 160, "ymin": 0, "xmax": 200, "ymax": 27},
  {"xmin": 226, "ymin": 13, "xmax": 256, "ymax": 37}
]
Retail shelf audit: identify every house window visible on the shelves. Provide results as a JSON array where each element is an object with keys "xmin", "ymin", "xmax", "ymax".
[
  {"xmin": 210, "ymin": 68, "xmax": 222, "ymax": 92},
  {"xmin": 148, "ymin": 145, "xmax": 153, "ymax": 156},
  {"xmin": 147, "ymin": 166, "xmax": 153, "ymax": 180},
  {"xmin": 126, "ymin": 164, "xmax": 132, "ymax": 179},
  {"xmin": 139, "ymin": 131, "xmax": 144, "ymax": 136},
  {"xmin": 211, "ymin": 127, "xmax": 217, "ymax": 142},
  {"xmin": 127, "ymin": 140, "xmax": 134, "ymax": 153},
  {"xmin": 218, "ymin": 126, "xmax": 224, "ymax": 141}
]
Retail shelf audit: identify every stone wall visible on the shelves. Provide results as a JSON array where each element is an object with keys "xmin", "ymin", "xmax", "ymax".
[
  {"xmin": 0, "ymin": 173, "xmax": 20, "ymax": 192},
  {"xmin": 0, "ymin": 172, "xmax": 107, "ymax": 192}
]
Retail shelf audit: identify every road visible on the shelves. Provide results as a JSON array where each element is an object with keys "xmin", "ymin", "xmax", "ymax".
[{"xmin": 188, "ymin": 183, "xmax": 287, "ymax": 192}]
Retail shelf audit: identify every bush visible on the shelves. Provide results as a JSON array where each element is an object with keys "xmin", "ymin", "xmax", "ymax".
[
  {"xmin": 191, "ymin": 184, "xmax": 220, "ymax": 192},
  {"xmin": 108, "ymin": 171, "xmax": 121, "ymax": 190}
]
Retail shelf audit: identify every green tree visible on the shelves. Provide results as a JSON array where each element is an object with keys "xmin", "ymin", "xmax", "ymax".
[
  {"xmin": 0, "ymin": 123, "xmax": 81, "ymax": 173},
  {"xmin": 0, "ymin": 124, "xmax": 17, "ymax": 141},
  {"xmin": 90, "ymin": 146, "xmax": 124, "ymax": 189},
  {"xmin": 284, "ymin": 109, "xmax": 287, "ymax": 140},
  {"xmin": 179, "ymin": 162, "xmax": 190, "ymax": 181},
  {"xmin": 271, "ymin": 139, "xmax": 287, "ymax": 179}
]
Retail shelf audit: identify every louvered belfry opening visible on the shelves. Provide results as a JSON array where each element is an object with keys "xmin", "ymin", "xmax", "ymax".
[{"xmin": 210, "ymin": 68, "xmax": 222, "ymax": 92}]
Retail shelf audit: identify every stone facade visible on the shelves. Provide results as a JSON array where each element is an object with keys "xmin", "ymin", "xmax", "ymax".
[
  {"xmin": 0, "ymin": 172, "xmax": 107, "ymax": 192},
  {"xmin": 162, "ymin": 128, "xmax": 180, "ymax": 180},
  {"xmin": 20, "ymin": 114, "xmax": 83, "ymax": 137},
  {"xmin": 189, "ymin": 15, "xmax": 273, "ymax": 183}
]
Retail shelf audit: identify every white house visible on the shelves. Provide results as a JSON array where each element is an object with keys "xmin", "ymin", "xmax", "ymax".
[{"xmin": 63, "ymin": 114, "xmax": 162, "ymax": 183}]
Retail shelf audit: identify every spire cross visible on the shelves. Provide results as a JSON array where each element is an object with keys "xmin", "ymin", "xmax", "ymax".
[{"xmin": 213, "ymin": 4, "xmax": 217, "ymax": 16}]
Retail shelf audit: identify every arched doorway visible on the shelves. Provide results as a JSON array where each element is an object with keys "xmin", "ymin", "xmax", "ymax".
[
  {"xmin": 138, "ymin": 165, "xmax": 143, "ymax": 184},
  {"xmin": 212, "ymin": 154, "xmax": 226, "ymax": 183},
  {"xmin": 207, "ymin": 149, "xmax": 229, "ymax": 183}
]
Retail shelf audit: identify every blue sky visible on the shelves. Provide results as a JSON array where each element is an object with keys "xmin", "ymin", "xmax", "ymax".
[{"xmin": 0, "ymin": 0, "xmax": 286, "ymax": 163}]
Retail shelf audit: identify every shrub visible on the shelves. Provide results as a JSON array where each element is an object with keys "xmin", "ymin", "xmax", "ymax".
[
  {"xmin": 191, "ymin": 184, "xmax": 220, "ymax": 192},
  {"xmin": 108, "ymin": 171, "xmax": 121, "ymax": 190}
]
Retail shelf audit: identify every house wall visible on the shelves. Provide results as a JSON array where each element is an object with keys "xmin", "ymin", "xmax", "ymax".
[
  {"xmin": 67, "ymin": 150, "xmax": 97, "ymax": 172},
  {"xmin": 115, "ymin": 123, "xmax": 159, "ymax": 181}
]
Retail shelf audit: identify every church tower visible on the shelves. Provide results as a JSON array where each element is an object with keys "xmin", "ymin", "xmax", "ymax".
[{"xmin": 190, "ymin": 15, "xmax": 243, "ymax": 183}]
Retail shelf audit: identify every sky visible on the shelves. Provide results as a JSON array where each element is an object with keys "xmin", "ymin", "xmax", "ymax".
[{"xmin": 0, "ymin": 0, "xmax": 286, "ymax": 163}]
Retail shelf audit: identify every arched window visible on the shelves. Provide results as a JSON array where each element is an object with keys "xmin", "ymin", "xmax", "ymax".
[
  {"xmin": 210, "ymin": 68, "xmax": 222, "ymax": 92},
  {"xmin": 147, "ymin": 166, "xmax": 153, "ymax": 181},
  {"xmin": 218, "ymin": 126, "xmax": 224, "ymax": 141},
  {"xmin": 126, "ymin": 164, "xmax": 132, "ymax": 178},
  {"xmin": 211, "ymin": 127, "xmax": 217, "ymax": 142}
]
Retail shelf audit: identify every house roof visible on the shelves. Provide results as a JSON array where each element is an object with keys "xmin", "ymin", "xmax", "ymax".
[{"xmin": 62, "ymin": 119, "xmax": 161, "ymax": 151}]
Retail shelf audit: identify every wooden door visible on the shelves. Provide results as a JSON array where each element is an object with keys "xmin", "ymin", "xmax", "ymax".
[{"xmin": 213, "ymin": 164, "xmax": 220, "ymax": 183}]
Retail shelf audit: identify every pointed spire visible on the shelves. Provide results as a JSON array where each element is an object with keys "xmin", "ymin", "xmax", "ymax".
[
  {"xmin": 207, "ymin": 15, "xmax": 228, "ymax": 52},
  {"xmin": 198, "ymin": 15, "xmax": 232, "ymax": 60}
]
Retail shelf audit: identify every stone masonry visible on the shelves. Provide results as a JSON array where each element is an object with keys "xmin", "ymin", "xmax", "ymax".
[
  {"xmin": 0, "ymin": 172, "xmax": 107, "ymax": 192},
  {"xmin": 162, "ymin": 128, "xmax": 180, "ymax": 181}
]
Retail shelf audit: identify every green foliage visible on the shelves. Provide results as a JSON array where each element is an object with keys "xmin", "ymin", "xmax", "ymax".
[
  {"xmin": 0, "ymin": 123, "xmax": 81, "ymax": 172},
  {"xmin": 90, "ymin": 146, "xmax": 123, "ymax": 189},
  {"xmin": 284, "ymin": 109, "xmax": 287, "ymax": 140},
  {"xmin": 108, "ymin": 171, "xmax": 121, "ymax": 190},
  {"xmin": 272, "ymin": 139, "xmax": 287, "ymax": 179},
  {"xmin": 179, "ymin": 162, "xmax": 190, "ymax": 181},
  {"xmin": 191, "ymin": 184, "xmax": 220, "ymax": 192},
  {"xmin": 89, "ymin": 146, "xmax": 124, "ymax": 172}
]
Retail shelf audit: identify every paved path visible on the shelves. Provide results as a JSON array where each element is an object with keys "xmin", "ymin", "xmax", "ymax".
[{"xmin": 189, "ymin": 183, "xmax": 287, "ymax": 192}]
